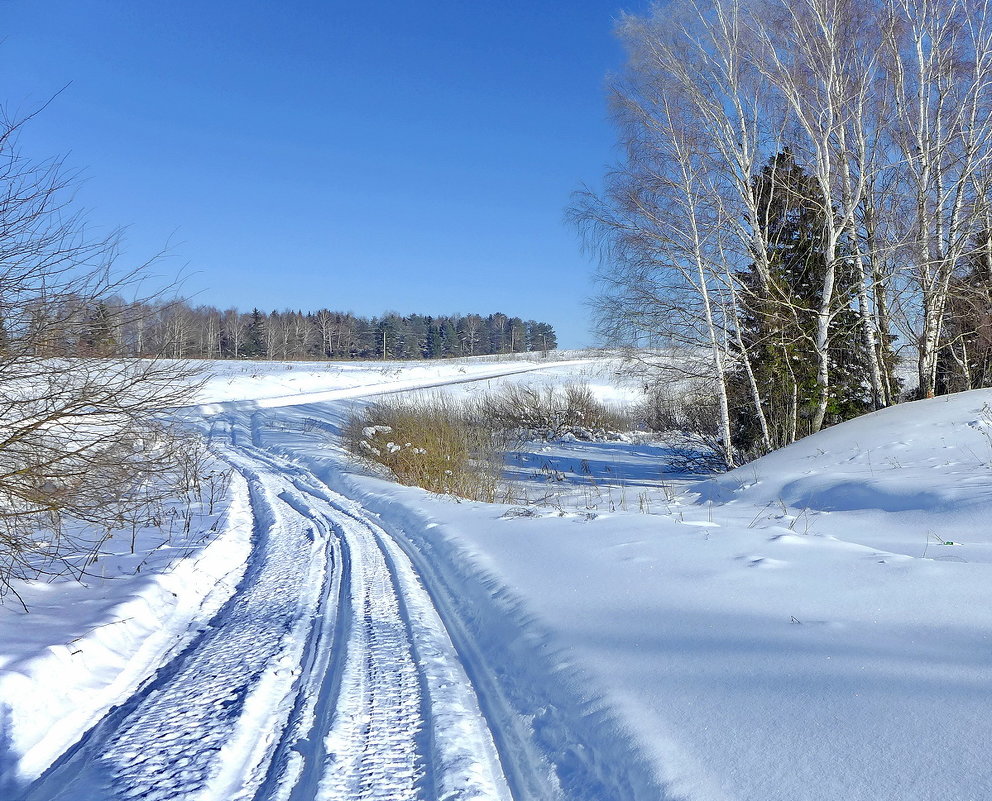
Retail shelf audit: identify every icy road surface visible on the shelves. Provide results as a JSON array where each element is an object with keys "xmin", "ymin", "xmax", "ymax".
[{"xmin": 18, "ymin": 412, "xmax": 519, "ymax": 801}]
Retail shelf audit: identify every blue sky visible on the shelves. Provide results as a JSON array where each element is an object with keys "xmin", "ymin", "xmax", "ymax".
[{"xmin": 1, "ymin": 1, "xmax": 648, "ymax": 349}]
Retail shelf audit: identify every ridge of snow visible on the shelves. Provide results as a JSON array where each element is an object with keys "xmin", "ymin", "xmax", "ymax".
[{"xmin": 1, "ymin": 472, "xmax": 253, "ymax": 782}]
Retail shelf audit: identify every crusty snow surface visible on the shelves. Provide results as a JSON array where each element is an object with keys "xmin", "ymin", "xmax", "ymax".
[{"xmin": 1, "ymin": 355, "xmax": 991, "ymax": 801}]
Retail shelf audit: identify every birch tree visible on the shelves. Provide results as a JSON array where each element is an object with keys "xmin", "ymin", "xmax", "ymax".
[
  {"xmin": 883, "ymin": 0, "xmax": 992, "ymax": 397},
  {"xmin": 579, "ymin": 0, "xmax": 992, "ymax": 465}
]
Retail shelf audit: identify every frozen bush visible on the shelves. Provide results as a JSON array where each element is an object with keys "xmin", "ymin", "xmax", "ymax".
[
  {"xmin": 345, "ymin": 394, "xmax": 503, "ymax": 502},
  {"xmin": 475, "ymin": 382, "xmax": 633, "ymax": 442}
]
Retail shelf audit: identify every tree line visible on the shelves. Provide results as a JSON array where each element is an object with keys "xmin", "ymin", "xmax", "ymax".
[
  {"xmin": 0, "ymin": 95, "xmax": 558, "ymax": 596},
  {"xmin": 574, "ymin": 0, "xmax": 992, "ymax": 466},
  {"xmin": 15, "ymin": 299, "xmax": 559, "ymax": 360}
]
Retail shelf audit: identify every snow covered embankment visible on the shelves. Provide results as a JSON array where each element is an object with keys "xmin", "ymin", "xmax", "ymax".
[
  {"xmin": 280, "ymin": 387, "xmax": 992, "ymax": 801},
  {"xmin": 0, "ymin": 471, "xmax": 252, "ymax": 785}
]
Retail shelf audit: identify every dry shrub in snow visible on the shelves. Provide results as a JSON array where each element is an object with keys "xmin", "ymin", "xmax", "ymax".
[
  {"xmin": 475, "ymin": 382, "xmax": 633, "ymax": 442},
  {"xmin": 346, "ymin": 383, "xmax": 642, "ymax": 500},
  {"xmin": 0, "ymin": 110, "xmax": 208, "ymax": 603},
  {"xmin": 345, "ymin": 395, "xmax": 503, "ymax": 502},
  {"xmin": 642, "ymin": 385, "xmax": 721, "ymax": 437},
  {"xmin": 0, "ymin": 361, "xmax": 205, "ymax": 595},
  {"xmin": 640, "ymin": 385, "xmax": 731, "ymax": 471}
]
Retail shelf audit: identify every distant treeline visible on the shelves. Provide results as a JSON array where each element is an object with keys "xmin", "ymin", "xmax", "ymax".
[{"xmin": 20, "ymin": 298, "xmax": 558, "ymax": 360}]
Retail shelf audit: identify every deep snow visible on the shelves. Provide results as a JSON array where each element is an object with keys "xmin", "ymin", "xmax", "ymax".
[{"xmin": 2, "ymin": 356, "xmax": 991, "ymax": 801}]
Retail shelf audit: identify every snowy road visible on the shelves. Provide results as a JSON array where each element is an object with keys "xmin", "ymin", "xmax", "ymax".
[
  {"xmin": 8, "ymin": 355, "xmax": 992, "ymax": 801},
  {"xmin": 18, "ymin": 410, "xmax": 517, "ymax": 801}
]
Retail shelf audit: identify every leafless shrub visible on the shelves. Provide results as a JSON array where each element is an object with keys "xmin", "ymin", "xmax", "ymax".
[
  {"xmin": 475, "ymin": 382, "xmax": 633, "ymax": 442},
  {"xmin": 345, "ymin": 394, "xmax": 504, "ymax": 502},
  {"xmin": 642, "ymin": 385, "xmax": 719, "ymax": 435},
  {"xmin": 0, "ymin": 106, "xmax": 209, "ymax": 604},
  {"xmin": 641, "ymin": 385, "xmax": 731, "ymax": 471}
]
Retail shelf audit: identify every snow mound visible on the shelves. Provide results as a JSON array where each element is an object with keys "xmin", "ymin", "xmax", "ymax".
[{"xmin": 697, "ymin": 388, "xmax": 992, "ymax": 561}]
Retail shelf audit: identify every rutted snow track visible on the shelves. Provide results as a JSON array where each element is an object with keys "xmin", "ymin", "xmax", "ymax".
[{"xmin": 20, "ymin": 415, "xmax": 513, "ymax": 801}]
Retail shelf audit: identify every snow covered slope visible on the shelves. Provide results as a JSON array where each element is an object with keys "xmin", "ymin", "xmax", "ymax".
[
  {"xmin": 271, "ymin": 381, "xmax": 992, "ymax": 801},
  {"xmin": 699, "ymin": 388, "xmax": 992, "ymax": 562},
  {"xmin": 2, "ymin": 358, "xmax": 991, "ymax": 801}
]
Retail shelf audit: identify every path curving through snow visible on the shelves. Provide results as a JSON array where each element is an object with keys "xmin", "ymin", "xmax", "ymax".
[{"xmin": 18, "ymin": 411, "xmax": 516, "ymax": 801}]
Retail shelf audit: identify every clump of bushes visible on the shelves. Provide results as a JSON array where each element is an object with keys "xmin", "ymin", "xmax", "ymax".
[
  {"xmin": 475, "ymin": 383, "xmax": 633, "ymax": 442},
  {"xmin": 345, "ymin": 394, "xmax": 503, "ymax": 502},
  {"xmin": 640, "ymin": 385, "xmax": 729, "ymax": 472},
  {"xmin": 641, "ymin": 385, "xmax": 720, "ymax": 437},
  {"xmin": 345, "ymin": 383, "xmax": 639, "ymax": 501}
]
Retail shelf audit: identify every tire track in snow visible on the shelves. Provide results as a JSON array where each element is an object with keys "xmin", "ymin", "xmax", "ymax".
[
  {"xmin": 234, "ymin": 439, "xmax": 513, "ymax": 801},
  {"xmin": 19, "ymin": 416, "xmax": 513, "ymax": 801},
  {"xmin": 19, "ymin": 423, "xmax": 331, "ymax": 801},
  {"xmin": 314, "ymin": 516, "xmax": 424, "ymax": 800}
]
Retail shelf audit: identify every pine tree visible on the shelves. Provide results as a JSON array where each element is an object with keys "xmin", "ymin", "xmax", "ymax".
[
  {"xmin": 527, "ymin": 321, "xmax": 557, "ymax": 353},
  {"xmin": 242, "ymin": 308, "xmax": 266, "ymax": 358},
  {"xmin": 732, "ymin": 151, "xmax": 872, "ymax": 451},
  {"xmin": 508, "ymin": 317, "xmax": 527, "ymax": 352},
  {"xmin": 486, "ymin": 313, "xmax": 509, "ymax": 353},
  {"xmin": 937, "ymin": 230, "xmax": 992, "ymax": 392}
]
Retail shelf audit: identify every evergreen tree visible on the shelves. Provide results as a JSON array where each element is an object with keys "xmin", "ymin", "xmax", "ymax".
[
  {"xmin": 732, "ymin": 151, "xmax": 872, "ymax": 451},
  {"xmin": 425, "ymin": 317, "xmax": 443, "ymax": 359},
  {"xmin": 406, "ymin": 314, "xmax": 429, "ymax": 358},
  {"xmin": 440, "ymin": 319, "xmax": 459, "ymax": 356},
  {"xmin": 83, "ymin": 302, "xmax": 118, "ymax": 356},
  {"xmin": 487, "ymin": 312, "xmax": 509, "ymax": 353},
  {"xmin": 937, "ymin": 230, "xmax": 992, "ymax": 392},
  {"xmin": 527, "ymin": 321, "xmax": 557, "ymax": 352},
  {"xmin": 376, "ymin": 314, "xmax": 405, "ymax": 359},
  {"xmin": 242, "ymin": 308, "xmax": 266, "ymax": 358},
  {"xmin": 508, "ymin": 317, "xmax": 527, "ymax": 352}
]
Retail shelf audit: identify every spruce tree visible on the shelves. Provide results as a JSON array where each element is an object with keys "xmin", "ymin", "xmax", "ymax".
[
  {"xmin": 732, "ymin": 151, "xmax": 872, "ymax": 451},
  {"xmin": 242, "ymin": 308, "xmax": 266, "ymax": 358},
  {"xmin": 440, "ymin": 319, "xmax": 459, "ymax": 357},
  {"xmin": 426, "ymin": 319, "xmax": 443, "ymax": 359},
  {"xmin": 937, "ymin": 230, "xmax": 992, "ymax": 392},
  {"xmin": 83, "ymin": 302, "xmax": 117, "ymax": 356}
]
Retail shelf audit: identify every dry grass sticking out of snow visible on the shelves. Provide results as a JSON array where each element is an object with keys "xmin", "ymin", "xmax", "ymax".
[{"xmin": 344, "ymin": 394, "xmax": 504, "ymax": 502}]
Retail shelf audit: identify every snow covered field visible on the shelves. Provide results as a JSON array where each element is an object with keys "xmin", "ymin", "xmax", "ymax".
[{"xmin": 1, "ymin": 356, "xmax": 990, "ymax": 800}]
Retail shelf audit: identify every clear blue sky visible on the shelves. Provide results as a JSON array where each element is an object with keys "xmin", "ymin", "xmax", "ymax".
[{"xmin": 1, "ymin": 1, "xmax": 647, "ymax": 349}]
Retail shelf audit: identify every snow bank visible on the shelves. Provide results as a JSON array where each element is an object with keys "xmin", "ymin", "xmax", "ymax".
[
  {"xmin": 698, "ymin": 388, "xmax": 992, "ymax": 562},
  {"xmin": 0, "ymin": 472, "xmax": 252, "ymax": 781},
  {"xmin": 267, "ymin": 383, "xmax": 992, "ymax": 801}
]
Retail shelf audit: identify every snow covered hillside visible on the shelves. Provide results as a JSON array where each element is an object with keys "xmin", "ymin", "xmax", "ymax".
[{"xmin": 1, "ymin": 356, "xmax": 990, "ymax": 801}]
